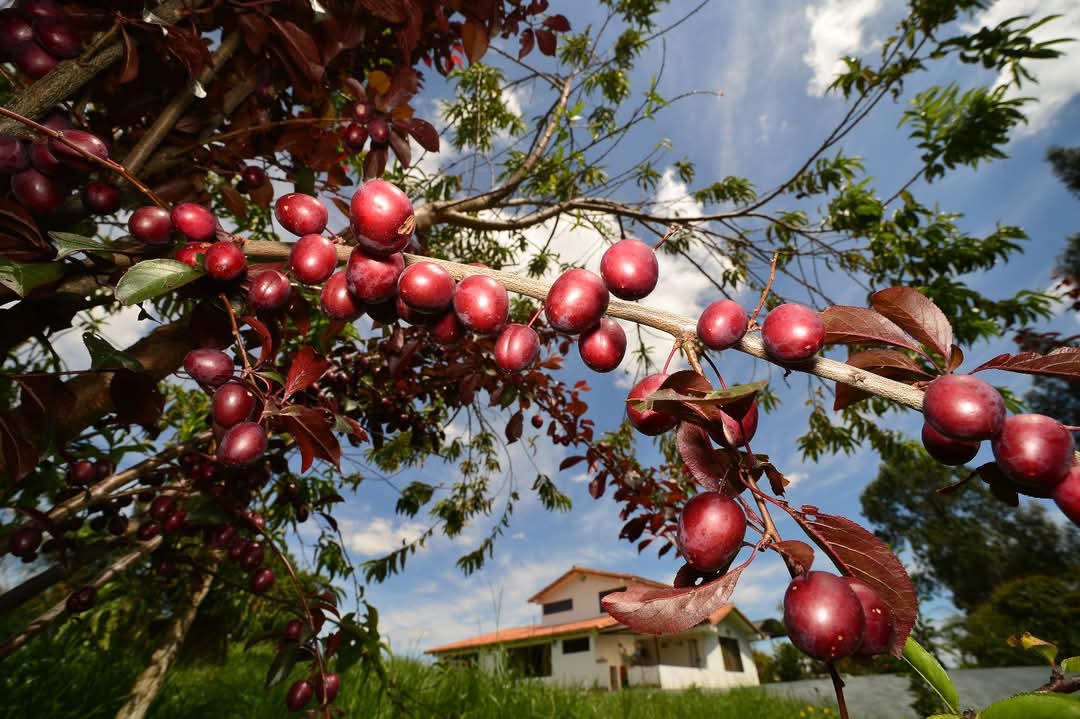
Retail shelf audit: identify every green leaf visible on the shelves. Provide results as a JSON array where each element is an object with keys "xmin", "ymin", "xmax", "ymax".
[
  {"xmin": 0, "ymin": 258, "xmax": 63, "ymax": 297},
  {"xmin": 1061, "ymin": 656, "xmax": 1080, "ymax": 673},
  {"xmin": 264, "ymin": 642, "xmax": 298, "ymax": 689},
  {"xmin": 114, "ymin": 259, "xmax": 202, "ymax": 305},
  {"xmin": 83, "ymin": 332, "xmax": 143, "ymax": 371},
  {"xmin": 979, "ymin": 692, "xmax": 1080, "ymax": 719},
  {"xmin": 903, "ymin": 637, "xmax": 960, "ymax": 715},
  {"xmin": 49, "ymin": 232, "xmax": 108, "ymax": 259}
]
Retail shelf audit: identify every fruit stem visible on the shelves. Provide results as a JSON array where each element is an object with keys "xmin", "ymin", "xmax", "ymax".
[
  {"xmin": 701, "ymin": 352, "xmax": 728, "ymax": 389},
  {"xmin": 828, "ymin": 663, "xmax": 851, "ymax": 719},
  {"xmin": 662, "ymin": 341, "xmax": 680, "ymax": 374},
  {"xmin": 748, "ymin": 250, "xmax": 780, "ymax": 327},
  {"xmin": 0, "ymin": 106, "xmax": 167, "ymax": 208},
  {"xmin": 526, "ymin": 303, "xmax": 545, "ymax": 328},
  {"xmin": 219, "ymin": 293, "xmax": 255, "ymax": 376}
]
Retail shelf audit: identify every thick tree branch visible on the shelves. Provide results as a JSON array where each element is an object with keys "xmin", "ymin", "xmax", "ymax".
[
  {"xmin": 123, "ymin": 31, "xmax": 241, "ymax": 175},
  {"xmin": 243, "ymin": 241, "xmax": 927, "ymax": 411},
  {"xmin": 0, "ymin": 541, "xmax": 112, "ymax": 614},
  {"xmin": 0, "ymin": 0, "xmax": 206, "ymax": 137},
  {"xmin": 113, "ymin": 557, "xmax": 219, "ymax": 719}
]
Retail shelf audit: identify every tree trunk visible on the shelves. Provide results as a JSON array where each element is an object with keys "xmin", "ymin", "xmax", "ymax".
[{"xmin": 113, "ymin": 560, "xmax": 218, "ymax": 719}]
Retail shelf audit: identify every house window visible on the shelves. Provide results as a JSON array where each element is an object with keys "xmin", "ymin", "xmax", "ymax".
[
  {"xmin": 563, "ymin": 636, "xmax": 590, "ymax": 654},
  {"xmin": 507, "ymin": 643, "xmax": 552, "ymax": 677},
  {"xmin": 597, "ymin": 586, "xmax": 626, "ymax": 614},
  {"xmin": 688, "ymin": 639, "xmax": 702, "ymax": 668},
  {"xmin": 719, "ymin": 637, "xmax": 744, "ymax": 672},
  {"xmin": 542, "ymin": 598, "xmax": 573, "ymax": 615}
]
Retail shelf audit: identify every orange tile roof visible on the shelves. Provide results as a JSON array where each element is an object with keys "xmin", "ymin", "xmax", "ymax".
[
  {"xmin": 526, "ymin": 565, "xmax": 670, "ymax": 603},
  {"xmin": 426, "ymin": 615, "xmax": 621, "ymax": 654}
]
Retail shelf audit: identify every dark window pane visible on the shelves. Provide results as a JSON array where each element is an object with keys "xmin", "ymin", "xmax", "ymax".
[
  {"xmin": 719, "ymin": 637, "xmax": 744, "ymax": 672},
  {"xmin": 563, "ymin": 636, "xmax": 590, "ymax": 654},
  {"xmin": 542, "ymin": 598, "xmax": 573, "ymax": 615}
]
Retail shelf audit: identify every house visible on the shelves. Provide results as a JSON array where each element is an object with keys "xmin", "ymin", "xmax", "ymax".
[{"xmin": 425, "ymin": 566, "xmax": 762, "ymax": 690}]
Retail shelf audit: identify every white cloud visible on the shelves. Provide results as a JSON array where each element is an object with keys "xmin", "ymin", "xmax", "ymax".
[
  {"xmin": 803, "ymin": 0, "xmax": 885, "ymax": 96},
  {"xmin": 346, "ymin": 516, "xmax": 429, "ymax": 556},
  {"xmin": 50, "ymin": 303, "xmax": 151, "ymax": 369},
  {"xmin": 965, "ymin": 0, "xmax": 1080, "ymax": 136}
]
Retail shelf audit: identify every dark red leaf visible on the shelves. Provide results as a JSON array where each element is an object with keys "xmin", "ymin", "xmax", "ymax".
[
  {"xmin": 634, "ymin": 375, "xmax": 767, "ymax": 430},
  {"xmin": 219, "ymin": 185, "xmax": 248, "ymax": 220},
  {"xmin": 588, "ymin": 475, "xmax": 606, "ymax": 499},
  {"xmin": 948, "ymin": 345, "xmax": 964, "ymax": 372},
  {"xmin": 760, "ymin": 462, "xmax": 789, "ymax": 496},
  {"xmin": 240, "ymin": 315, "xmax": 275, "ymax": 368},
  {"xmin": 821, "ymin": 305, "xmax": 926, "ymax": 356},
  {"xmin": 772, "ymin": 540, "xmax": 814, "ymax": 575},
  {"xmin": 359, "ymin": 0, "xmax": 407, "ymax": 22},
  {"xmin": 505, "ymin": 410, "xmax": 523, "ymax": 444},
  {"xmin": 970, "ymin": 346, "xmax": 1080, "ymax": 379},
  {"xmin": 676, "ymin": 423, "xmax": 726, "ymax": 492},
  {"xmin": 788, "ymin": 508, "xmax": 918, "ymax": 656},
  {"xmin": 461, "ymin": 20, "xmax": 490, "ymax": 64},
  {"xmin": 0, "ymin": 411, "xmax": 39, "ymax": 481},
  {"xmin": 518, "ymin": 28, "xmax": 535, "ymax": 59},
  {"xmin": 871, "ymin": 287, "xmax": 953, "ymax": 362},
  {"xmin": 559, "ymin": 455, "xmax": 586, "ymax": 471},
  {"xmin": 833, "ymin": 349, "xmax": 931, "ymax": 411},
  {"xmin": 281, "ymin": 406, "xmax": 341, "ymax": 472},
  {"xmin": 269, "ymin": 19, "xmax": 324, "ymax": 83},
  {"xmin": 398, "ymin": 117, "xmax": 439, "ymax": 153},
  {"xmin": 249, "ymin": 179, "xmax": 274, "ymax": 209},
  {"xmin": 118, "ymin": 27, "xmax": 139, "ymax": 84},
  {"xmin": 388, "ymin": 127, "xmax": 412, "ymax": 168},
  {"xmin": 342, "ymin": 77, "xmax": 367, "ymax": 102},
  {"xmin": 110, "ymin": 370, "xmax": 164, "ymax": 429},
  {"xmin": 602, "ymin": 563, "xmax": 747, "ymax": 634},
  {"xmin": 363, "ymin": 146, "xmax": 387, "ymax": 180},
  {"xmin": 620, "ymin": 516, "xmax": 648, "ymax": 542},
  {"xmin": 237, "ymin": 14, "xmax": 271, "ymax": 52},
  {"xmin": 543, "ymin": 14, "xmax": 571, "ymax": 32},
  {"xmin": 15, "ymin": 374, "xmax": 75, "ymax": 430},
  {"xmin": 535, "ymin": 28, "xmax": 556, "ymax": 56},
  {"xmin": 284, "ymin": 346, "xmax": 331, "ymax": 400},
  {"xmin": 0, "ymin": 198, "xmax": 51, "ymax": 261}
]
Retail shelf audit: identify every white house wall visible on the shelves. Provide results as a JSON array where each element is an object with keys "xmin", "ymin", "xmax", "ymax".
[
  {"xmin": 543, "ymin": 636, "xmax": 610, "ymax": 689},
  {"xmin": 538, "ymin": 574, "xmax": 627, "ymax": 626}
]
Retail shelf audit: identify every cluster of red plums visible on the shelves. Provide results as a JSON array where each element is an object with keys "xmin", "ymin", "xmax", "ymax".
[
  {"xmin": 0, "ymin": 3, "xmax": 124, "ymax": 217},
  {"xmin": 340, "ymin": 101, "xmax": 391, "ymax": 155},
  {"xmin": 0, "ymin": 0, "xmax": 82, "ymax": 80},
  {"xmin": 0, "ymin": 111, "xmax": 118, "ymax": 217},
  {"xmin": 919, "ymin": 373, "xmax": 1079, "ymax": 524}
]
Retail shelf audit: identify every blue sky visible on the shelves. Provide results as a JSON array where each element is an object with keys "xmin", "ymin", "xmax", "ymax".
[{"xmin": 21, "ymin": 0, "xmax": 1080, "ymax": 664}]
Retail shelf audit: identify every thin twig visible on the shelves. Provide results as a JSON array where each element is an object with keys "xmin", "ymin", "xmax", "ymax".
[
  {"xmin": 749, "ymin": 251, "xmax": 780, "ymax": 327},
  {"xmin": 0, "ymin": 106, "xmax": 165, "ymax": 206}
]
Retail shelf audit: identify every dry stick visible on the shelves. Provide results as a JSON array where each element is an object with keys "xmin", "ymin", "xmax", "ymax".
[
  {"xmin": 113, "ymin": 556, "xmax": 220, "ymax": 719},
  {"xmin": 0, "ymin": 106, "xmax": 165, "ymax": 206},
  {"xmin": 0, "ymin": 0, "xmax": 206, "ymax": 137},
  {"xmin": 0, "ymin": 537, "xmax": 161, "ymax": 661},
  {"xmin": 122, "ymin": 31, "xmax": 241, "ymax": 175},
  {"xmin": 242, "ymin": 241, "xmax": 926, "ymax": 410}
]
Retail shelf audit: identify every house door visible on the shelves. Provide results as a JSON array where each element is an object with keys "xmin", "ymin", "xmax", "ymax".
[{"xmin": 609, "ymin": 665, "xmax": 619, "ymax": 691}]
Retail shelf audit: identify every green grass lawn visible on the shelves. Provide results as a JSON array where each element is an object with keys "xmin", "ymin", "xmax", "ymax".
[{"xmin": 0, "ymin": 641, "xmax": 829, "ymax": 718}]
